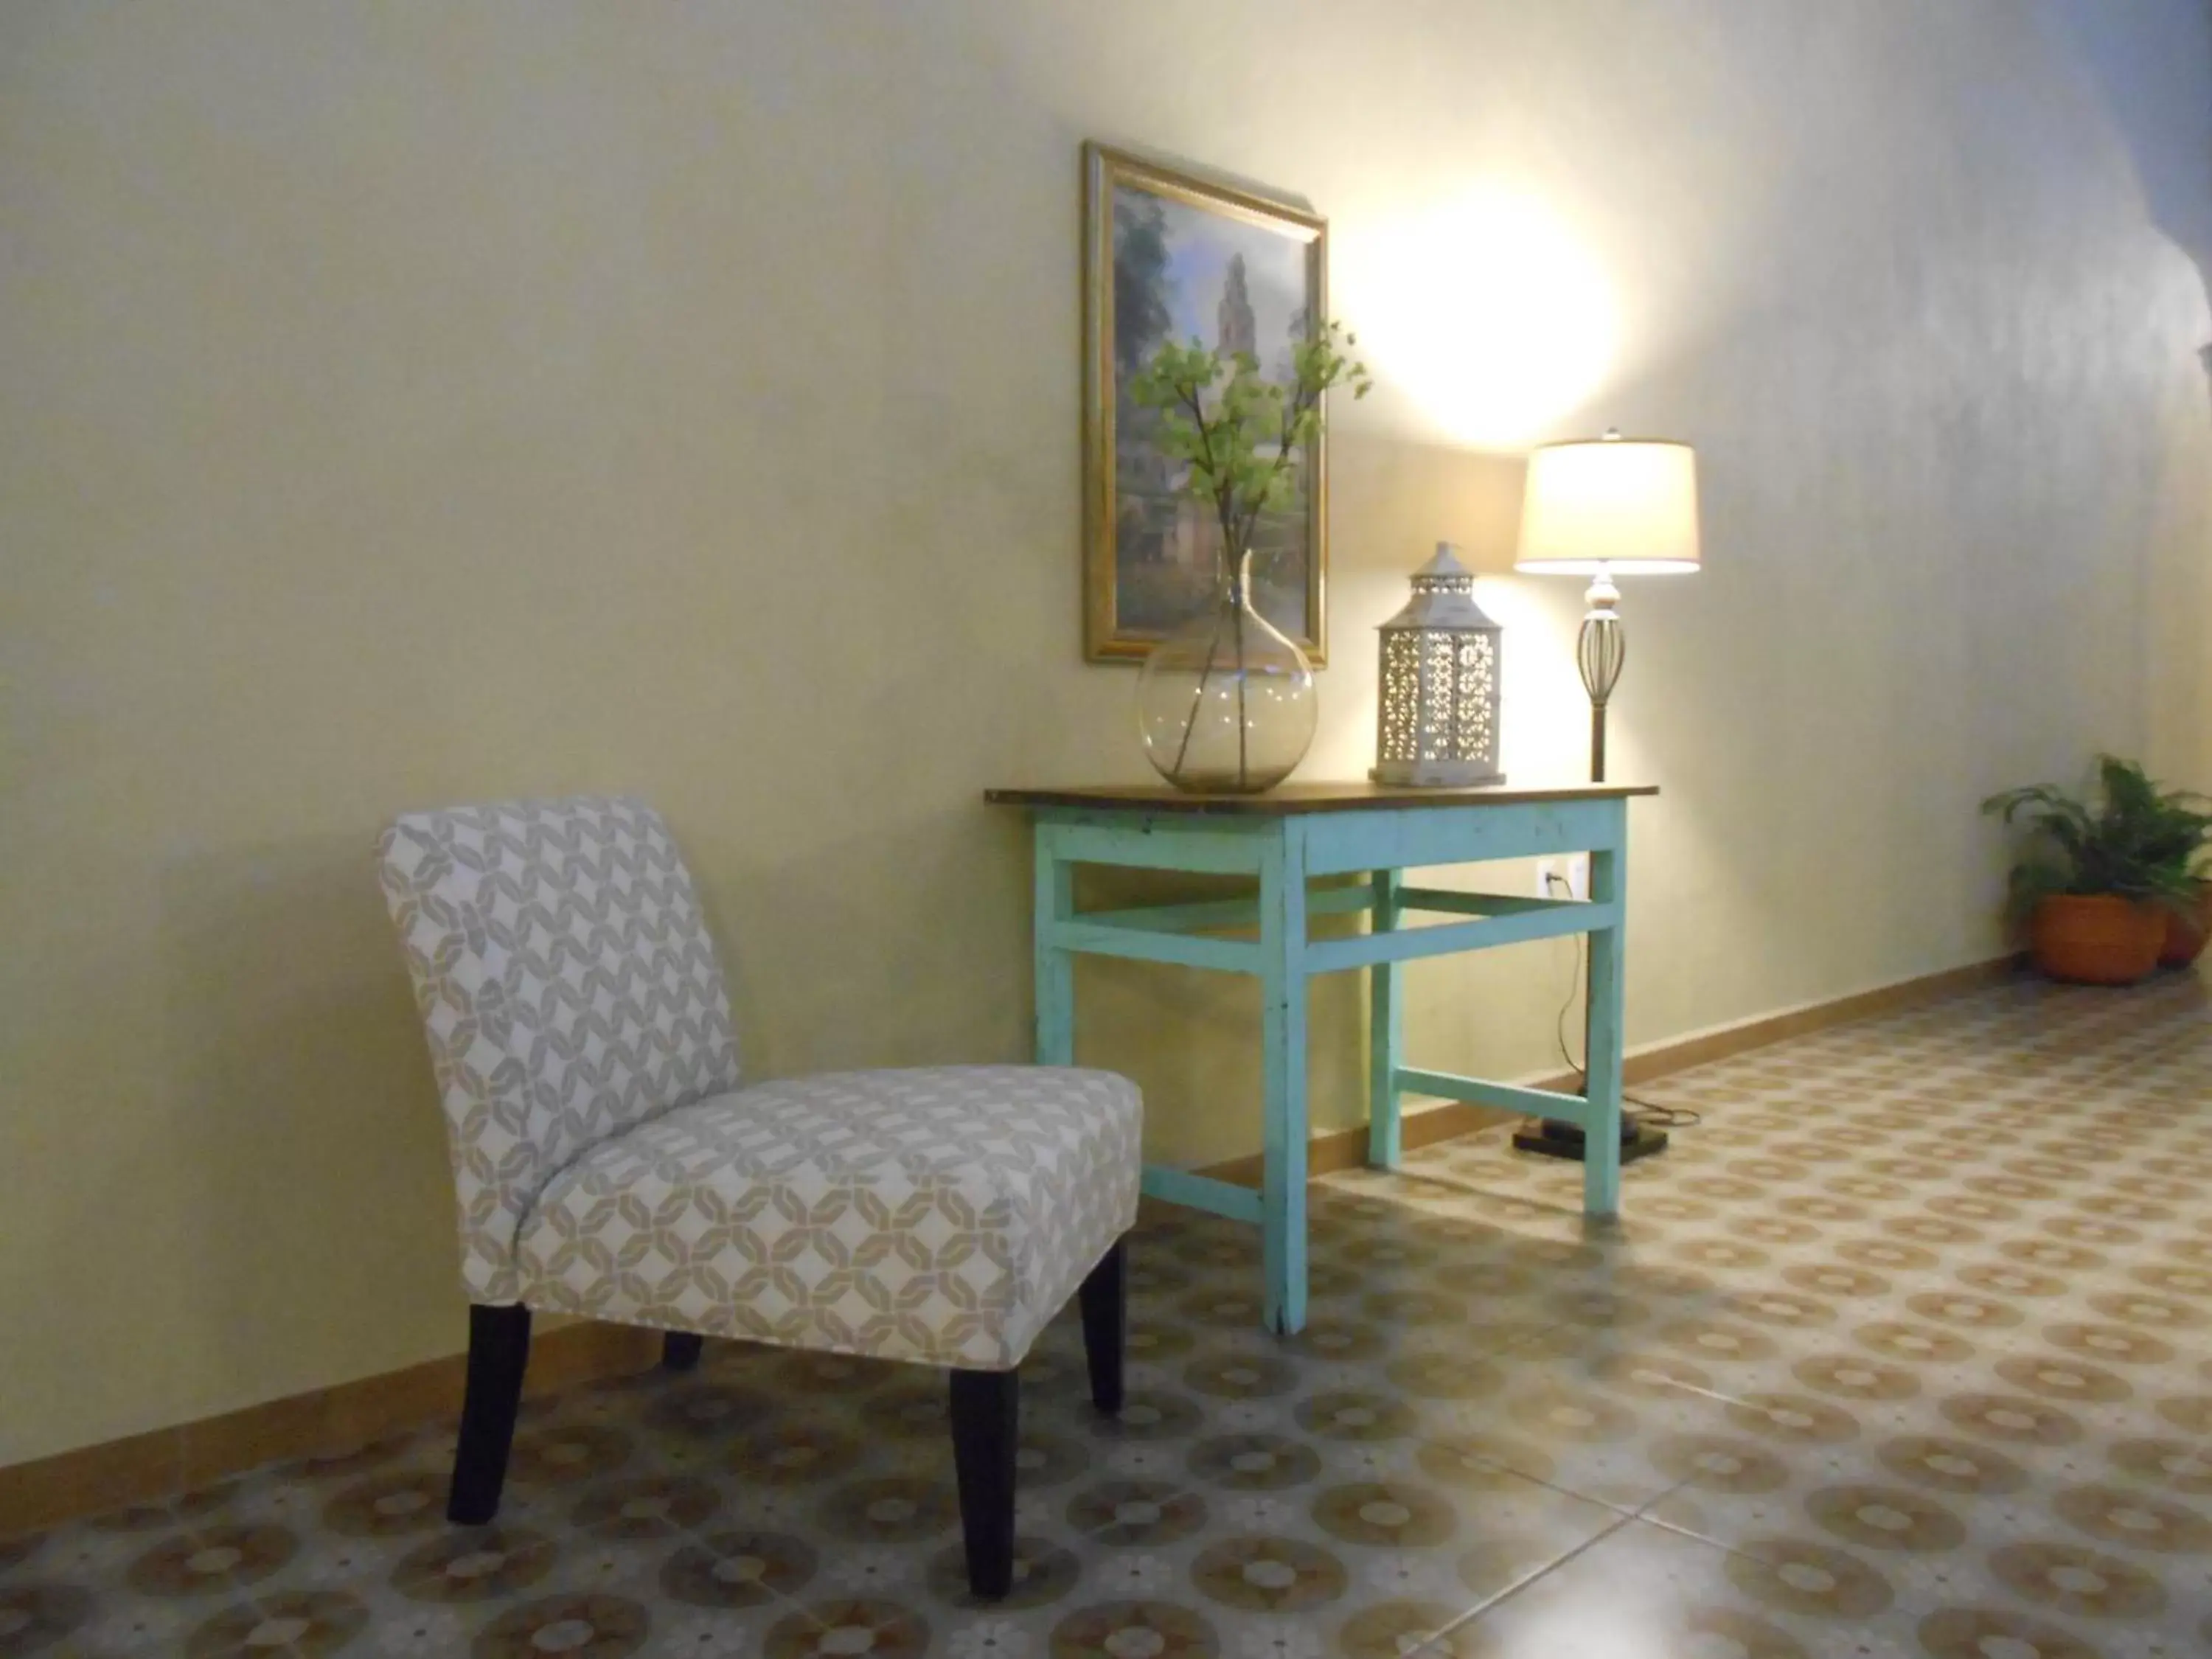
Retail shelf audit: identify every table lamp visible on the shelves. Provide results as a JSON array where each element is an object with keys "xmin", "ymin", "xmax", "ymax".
[
  {"xmin": 1513, "ymin": 428, "xmax": 1699, "ymax": 1169},
  {"xmin": 1514, "ymin": 430, "xmax": 1700, "ymax": 781}
]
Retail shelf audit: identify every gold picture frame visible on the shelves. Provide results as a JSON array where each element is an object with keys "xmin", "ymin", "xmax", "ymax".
[{"xmin": 1082, "ymin": 142, "xmax": 1329, "ymax": 664}]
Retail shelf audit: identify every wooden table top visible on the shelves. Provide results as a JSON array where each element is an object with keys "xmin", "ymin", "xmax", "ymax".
[{"xmin": 984, "ymin": 781, "xmax": 1659, "ymax": 816}]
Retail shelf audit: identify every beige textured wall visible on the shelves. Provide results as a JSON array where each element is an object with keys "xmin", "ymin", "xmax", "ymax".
[{"xmin": 4, "ymin": 1, "xmax": 2208, "ymax": 1465}]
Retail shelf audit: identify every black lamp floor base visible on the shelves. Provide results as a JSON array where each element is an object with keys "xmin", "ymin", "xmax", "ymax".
[{"xmin": 1513, "ymin": 1114, "xmax": 1670, "ymax": 1164}]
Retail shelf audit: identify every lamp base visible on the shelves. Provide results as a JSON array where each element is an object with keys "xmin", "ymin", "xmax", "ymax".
[
  {"xmin": 1512, "ymin": 1114, "xmax": 1669, "ymax": 1164},
  {"xmin": 1576, "ymin": 576, "xmax": 1624, "ymax": 784}
]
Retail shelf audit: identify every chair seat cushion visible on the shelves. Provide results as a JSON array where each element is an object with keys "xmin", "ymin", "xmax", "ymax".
[{"xmin": 513, "ymin": 1065, "xmax": 1141, "ymax": 1369}]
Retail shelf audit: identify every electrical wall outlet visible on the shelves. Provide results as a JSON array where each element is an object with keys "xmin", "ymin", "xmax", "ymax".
[{"xmin": 1537, "ymin": 855, "xmax": 1590, "ymax": 900}]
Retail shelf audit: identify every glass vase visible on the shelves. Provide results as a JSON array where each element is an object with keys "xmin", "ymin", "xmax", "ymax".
[{"xmin": 1135, "ymin": 552, "xmax": 1318, "ymax": 793}]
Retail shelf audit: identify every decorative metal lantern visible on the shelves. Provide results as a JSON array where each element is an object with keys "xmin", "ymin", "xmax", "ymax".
[{"xmin": 1371, "ymin": 543, "xmax": 1505, "ymax": 787}]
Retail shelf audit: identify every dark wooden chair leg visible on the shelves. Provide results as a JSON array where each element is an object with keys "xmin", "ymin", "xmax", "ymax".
[
  {"xmin": 948, "ymin": 1368, "xmax": 1018, "ymax": 1599},
  {"xmin": 448, "ymin": 1303, "xmax": 531, "ymax": 1525},
  {"xmin": 661, "ymin": 1332, "xmax": 705, "ymax": 1372},
  {"xmin": 1079, "ymin": 1237, "xmax": 1127, "ymax": 1414}
]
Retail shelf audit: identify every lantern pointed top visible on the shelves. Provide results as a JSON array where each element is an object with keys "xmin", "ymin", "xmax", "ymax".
[
  {"xmin": 1416, "ymin": 543, "xmax": 1471, "ymax": 580},
  {"xmin": 1380, "ymin": 542, "xmax": 1499, "ymax": 631}
]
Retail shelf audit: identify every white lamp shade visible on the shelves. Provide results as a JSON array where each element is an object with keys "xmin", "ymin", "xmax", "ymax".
[{"xmin": 1514, "ymin": 435, "xmax": 1700, "ymax": 575}]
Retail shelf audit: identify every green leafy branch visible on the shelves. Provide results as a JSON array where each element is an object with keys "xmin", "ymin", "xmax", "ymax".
[{"xmin": 1128, "ymin": 319, "xmax": 1371, "ymax": 580}]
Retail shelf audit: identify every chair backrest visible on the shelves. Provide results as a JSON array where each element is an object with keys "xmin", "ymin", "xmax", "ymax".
[{"xmin": 378, "ymin": 796, "xmax": 741, "ymax": 1301}]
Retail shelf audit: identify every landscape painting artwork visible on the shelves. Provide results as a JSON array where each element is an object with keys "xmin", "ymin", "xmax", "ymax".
[{"xmin": 1084, "ymin": 145, "xmax": 1328, "ymax": 661}]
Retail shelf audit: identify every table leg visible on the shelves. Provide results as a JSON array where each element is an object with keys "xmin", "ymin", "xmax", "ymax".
[
  {"xmin": 1033, "ymin": 827, "xmax": 1075, "ymax": 1068},
  {"xmin": 1583, "ymin": 840, "xmax": 1626, "ymax": 1216},
  {"xmin": 1259, "ymin": 824, "xmax": 1310, "ymax": 1335},
  {"xmin": 1366, "ymin": 868, "xmax": 1403, "ymax": 1170}
]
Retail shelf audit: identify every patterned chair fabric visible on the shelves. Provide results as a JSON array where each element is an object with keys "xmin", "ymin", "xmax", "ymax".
[
  {"xmin": 516, "ymin": 1066, "xmax": 1141, "ymax": 1369},
  {"xmin": 378, "ymin": 797, "xmax": 742, "ymax": 1301},
  {"xmin": 380, "ymin": 796, "xmax": 1141, "ymax": 1372}
]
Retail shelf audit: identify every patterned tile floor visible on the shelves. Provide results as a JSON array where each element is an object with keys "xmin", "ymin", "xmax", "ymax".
[{"xmin": 4, "ymin": 975, "xmax": 2208, "ymax": 1659}]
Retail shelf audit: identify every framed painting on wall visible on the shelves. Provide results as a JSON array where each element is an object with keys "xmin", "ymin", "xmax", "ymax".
[{"xmin": 1082, "ymin": 142, "xmax": 1329, "ymax": 664}]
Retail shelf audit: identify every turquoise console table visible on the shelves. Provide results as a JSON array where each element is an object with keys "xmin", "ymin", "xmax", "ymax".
[{"xmin": 986, "ymin": 781, "xmax": 1656, "ymax": 1335}]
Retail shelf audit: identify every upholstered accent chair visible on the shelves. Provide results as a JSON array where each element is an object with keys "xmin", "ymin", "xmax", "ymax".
[{"xmin": 378, "ymin": 796, "xmax": 1141, "ymax": 1596}]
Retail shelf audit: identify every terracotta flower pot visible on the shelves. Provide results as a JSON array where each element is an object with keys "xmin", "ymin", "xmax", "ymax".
[
  {"xmin": 2160, "ymin": 880, "xmax": 2211, "ymax": 969},
  {"xmin": 2028, "ymin": 895, "xmax": 2166, "ymax": 986}
]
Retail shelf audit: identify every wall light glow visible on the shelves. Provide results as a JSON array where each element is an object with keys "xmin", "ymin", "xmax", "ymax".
[{"xmin": 1340, "ymin": 187, "xmax": 1620, "ymax": 449}]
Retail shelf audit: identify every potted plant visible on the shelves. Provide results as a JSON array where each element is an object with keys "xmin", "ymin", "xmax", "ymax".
[
  {"xmin": 2146, "ymin": 776, "xmax": 2212, "ymax": 967},
  {"xmin": 1982, "ymin": 755, "xmax": 2211, "ymax": 984}
]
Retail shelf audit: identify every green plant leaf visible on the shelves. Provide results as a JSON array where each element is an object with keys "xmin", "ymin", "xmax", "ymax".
[
  {"xmin": 1983, "ymin": 754, "xmax": 2211, "ymax": 918},
  {"xmin": 1130, "ymin": 319, "xmax": 1368, "ymax": 532}
]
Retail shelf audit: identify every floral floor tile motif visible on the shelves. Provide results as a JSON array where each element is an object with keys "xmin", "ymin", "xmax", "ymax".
[{"xmin": 2, "ymin": 975, "xmax": 2207, "ymax": 1657}]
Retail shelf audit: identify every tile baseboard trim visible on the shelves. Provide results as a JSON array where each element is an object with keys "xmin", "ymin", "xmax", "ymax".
[
  {"xmin": 0, "ymin": 1318, "xmax": 659, "ymax": 1541},
  {"xmin": 1200, "ymin": 954, "xmax": 2022, "ymax": 1189}
]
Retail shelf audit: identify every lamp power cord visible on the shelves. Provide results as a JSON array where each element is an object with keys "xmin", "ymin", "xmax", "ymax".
[{"xmin": 1545, "ymin": 872, "xmax": 1702, "ymax": 1133}]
